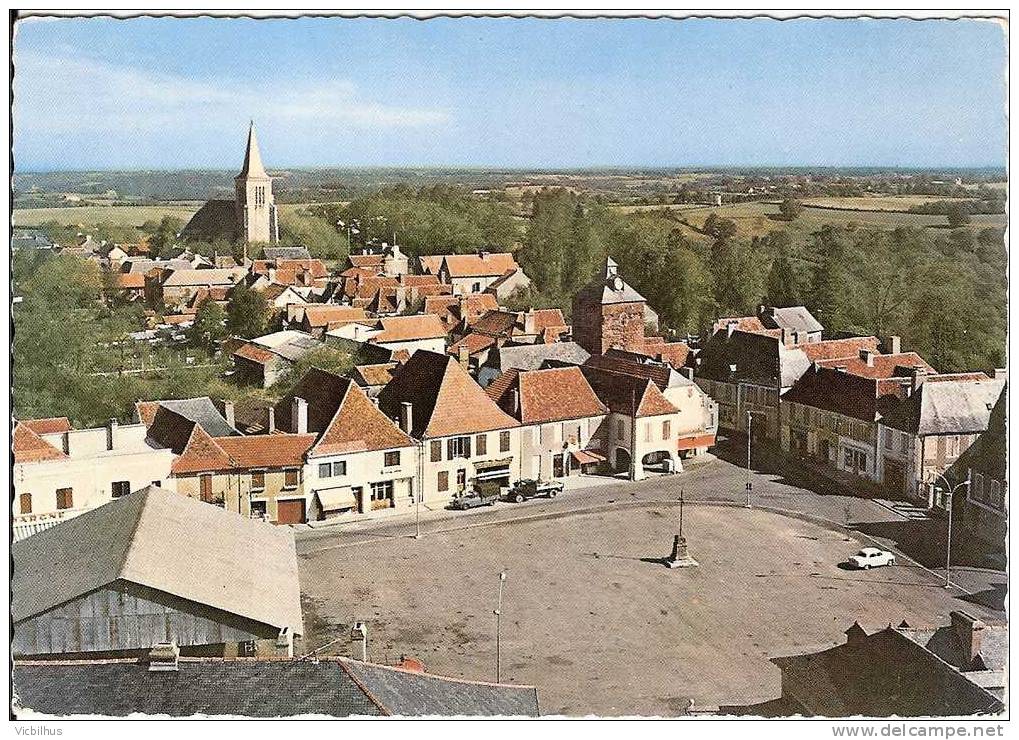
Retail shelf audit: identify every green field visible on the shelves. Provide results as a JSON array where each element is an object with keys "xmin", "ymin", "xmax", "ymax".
[
  {"xmin": 13, "ymin": 204, "xmax": 203, "ymax": 228},
  {"xmin": 656, "ymin": 201, "xmax": 1005, "ymax": 242}
]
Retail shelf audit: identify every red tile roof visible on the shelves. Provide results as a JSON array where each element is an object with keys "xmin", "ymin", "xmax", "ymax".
[
  {"xmin": 21, "ymin": 417, "xmax": 72, "ymax": 435},
  {"xmin": 13, "ymin": 423, "xmax": 68, "ymax": 464},
  {"xmin": 487, "ymin": 367, "xmax": 608, "ymax": 424},
  {"xmin": 441, "ymin": 253, "xmax": 519, "ymax": 278},
  {"xmin": 653, "ymin": 342, "xmax": 692, "ymax": 369},
  {"xmin": 448, "ymin": 332, "xmax": 497, "ymax": 356},
  {"xmin": 373, "ymin": 314, "xmax": 446, "ymax": 343},
  {"xmin": 115, "ymin": 273, "xmax": 146, "ymax": 289},
  {"xmin": 303, "ymin": 305, "xmax": 369, "ymax": 328},
  {"xmin": 580, "ymin": 365, "xmax": 679, "ymax": 418},
  {"xmin": 378, "ymin": 350, "xmax": 518, "ymax": 438},
  {"xmin": 816, "ymin": 352, "xmax": 934, "ymax": 380},
  {"xmin": 233, "ymin": 343, "xmax": 276, "ymax": 365},
  {"xmin": 353, "ymin": 362, "xmax": 398, "ymax": 387},
  {"xmin": 216, "ymin": 433, "xmax": 317, "ymax": 468},
  {"xmin": 799, "ymin": 336, "xmax": 880, "ymax": 362},
  {"xmin": 714, "ymin": 316, "xmax": 769, "ymax": 334}
]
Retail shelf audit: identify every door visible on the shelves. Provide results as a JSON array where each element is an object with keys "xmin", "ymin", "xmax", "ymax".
[
  {"xmin": 883, "ymin": 458, "xmax": 906, "ymax": 497},
  {"xmin": 553, "ymin": 454, "xmax": 565, "ymax": 478},
  {"xmin": 277, "ymin": 498, "xmax": 307, "ymax": 525},
  {"xmin": 199, "ymin": 474, "xmax": 213, "ymax": 502}
]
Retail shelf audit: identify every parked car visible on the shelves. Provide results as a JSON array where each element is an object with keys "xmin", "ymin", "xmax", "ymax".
[
  {"xmin": 448, "ymin": 490, "xmax": 499, "ymax": 510},
  {"xmin": 503, "ymin": 479, "xmax": 564, "ymax": 503},
  {"xmin": 847, "ymin": 547, "xmax": 896, "ymax": 569}
]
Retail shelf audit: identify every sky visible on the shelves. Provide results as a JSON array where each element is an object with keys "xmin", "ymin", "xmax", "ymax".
[{"xmin": 12, "ymin": 15, "xmax": 1008, "ymax": 171}]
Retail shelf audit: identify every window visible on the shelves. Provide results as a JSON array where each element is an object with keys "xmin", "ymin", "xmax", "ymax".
[
  {"xmin": 250, "ymin": 500, "xmax": 267, "ymax": 519},
  {"xmin": 475, "ymin": 434, "xmax": 487, "ymax": 456},
  {"xmin": 19, "ymin": 493, "xmax": 31, "ymax": 515},
  {"xmin": 472, "ymin": 282, "xmax": 481, "ymax": 292},
  {"xmin": 370, "ymin": 481, "xmax": 395, "ymax": 510},
  {"xmin": 430, "ymin": 440, "xmax": 443, "ymax": 462},
  {"xmin": 499, "ymin": 431, "xmax": 511, "ymax": 453},
  {"xmin": 447, "ymin": 436, "xmax": 471, "ymax": 459},
  {"xmin": 284, "ymin": 469, "xmax": 299, "ymax": 489},
  {"xmin": 384, "ymin": 451, "xmax": 401, "ymax": 468},
  {"xmin": 56, "ymin": 488, "xmax": 73, "ymax": 510},
  {"xmin": 899, "ymin": 432, "xmax": 908, "ymax": 454},
  {"xmin": 617, "ymin": 420, "xmax": 625, "ymax": 438},
  {"xmin": 843, "ymin": 448, "xmax": 867, "ymax": 472},
  {"xmin": 111, "ymin": 481, "xmax": 131, "ymax": 498},
  {"xmin": 883, "ymin": 428, "xmax": 893, "ymax": 447},
  {"xmin": 151, "ymin": 480, "xmax": 161, "ymax": 488},
  {"xmin": 644, "ymin": 423, "xmax": 652, "ymax": 443},
  {"xmin": 662, "ymin": 421, "xmax": 671, "ymax": 440},
  {"xmin": 319, "ymin": 462, "xmax": 332, "ymax": 478},
  {"xmin": 251, "ymin": 470, "xmax": 266, "ymax": 490},
  {"xmin": 437, "ymin": 470, "xmax": 449, "ymax": 492}
]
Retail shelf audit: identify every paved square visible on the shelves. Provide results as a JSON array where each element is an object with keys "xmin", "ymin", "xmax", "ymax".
[{"xmin": 299, "ymin": 504, "xmax": 996, "ymax": 716}]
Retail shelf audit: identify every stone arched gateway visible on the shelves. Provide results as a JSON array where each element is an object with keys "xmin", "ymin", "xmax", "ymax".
[
  {"xmin": 613, "ymin": 448, "xmax": 632, "ymax": 475},
  {"xmin": 642, "ymin": 450, "xmax": 676, "ymax": 474}
]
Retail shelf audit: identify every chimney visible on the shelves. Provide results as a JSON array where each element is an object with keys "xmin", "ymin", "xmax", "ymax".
[
  {"xmin": 781, "ymin": 327, "xmax": 793, "ymax": 347},
  {"xmin": 106, "ymin": 418, "xmax": 118, "ymax": 451},
  {"xmin": 292, "ymin": 397, "xmax": 308, "ymax": 434},
  {"xmin": 508, "ymin": 388, "xmax": 520, "ymax": 417},
  {"xmin": 949, "ymin": 610, "xmax": 986, "ymax": 666},
  {"xmin": 217, "ymin": 399, "xmax": 235, "ymax": 429},
  {"xmin": 994, "ymin": 368, "xmax": 1007, "ymax": 379},
  {"xmin": 266, "ymin": 406, "xmax": 276, "ymax": 434},
  {"xmin": 523, "ymin": 309, "xmax": 537, "ymax": 335},
  {"xmin": 62, "ymin": 431, "xmax": 72, "ymax": 456},
  {"xmin": 679, "ymin": 367, "xmax": 694, "ymax": 381},
  {"xmin": 147, "ymin": 642, "xmax": 180, "ymax": 672},
  {"xmin": 726, "ymin": 322, "xmax": 737, "ymax": 338},
  {"xmin": 478, "ymin": 250, "xmax": 490, "ymax": 260},
  {"xmin": 399, "ymin": 401, "xmax": 414, "ymax": 435},
  {"xmin": 881, "ymin": 335, "xmax": 901, "ymax": 355},
  {"xmin": 458, "ymin": 344, "xmax": 470, "ymax": 370},
  {"xmin": 910, "ymin": 366, "xmax": 929, "ymax": 392},
  {"xmin": 860, "ymin": 349, "xmax": 876, "ymax": 367}
]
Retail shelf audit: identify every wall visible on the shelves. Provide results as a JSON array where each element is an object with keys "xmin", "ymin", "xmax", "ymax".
[
  {"xmin": 304, "ymin": 445, "xmax": 418, "ymax": 520},
  {"xmin": 174, "ymin": 466, "xmax": 305, "ymax": 523},
  {"xmin": 420, "ymin": 428, "xmax": 521, "ymax": 501},
  {"xmin": 517, "ymin": 416, "xmax": 607, "ymax": 480}
]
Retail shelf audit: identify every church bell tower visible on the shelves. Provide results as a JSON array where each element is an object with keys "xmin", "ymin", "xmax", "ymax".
[{"xmin": 234, "ymin": 122, "xmax": 279, "ymax": 245}]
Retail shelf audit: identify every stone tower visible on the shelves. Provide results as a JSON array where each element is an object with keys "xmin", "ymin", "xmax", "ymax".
[
  {"xmin": 234, "ymin": 122, "xmax": 279, "ymax": 245},
  {"xmin": 572, "ymin": 257, "xmax": 648, "ymax": 356}
]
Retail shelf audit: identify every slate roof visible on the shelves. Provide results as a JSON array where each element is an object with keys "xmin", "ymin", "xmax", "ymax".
[
  {"xmin": 180, "ymin": 200, "xmax": 240, "ymax": 243},
  {"xmin": 575, "ymin": 257, "xmax": 646, "ymax": 306},
  {"xmin": 486, "ymin": 367, "xmax": 608, "ymax": 424},
  {"xmin": 276, "ymin": 368, "xmax": 413, "ymax": 455},
  {"xmin": 760, "ymin": 306, "xmax": 824, "ymax": 334},
  {"xmin": 485, "ymin": 342, "xmax": 591, "ymax": 373},
  {"xmin": 139, "ymin": 397, "xmax": 238, "ymax": 443},
  {"xmin": 13, "ymin": 657, "xmax": 539, "ymax": 718},
  {"xmin": 237, "ymin": 122, "xmax": 269, "ymax": 179},
  {"xmin": 880, "ymin": 378, "xmax": 1006, "ymax": 436},
  {"xmin": 378, "ymin": 350, "xmax": 519, "ymax": 438},
  {"xmin": 263, "ymin": 246, "xmax": 311, "ymax": 260},
  {"xmin": 771, "ymin": 624, "xmax": 1003, "ymax": 717},
  {"xmin": 12, "ymin": 487, "xmax": 303, "ymax": 633}
]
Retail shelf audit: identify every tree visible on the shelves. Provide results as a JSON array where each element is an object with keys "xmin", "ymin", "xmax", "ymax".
[
  {"xmin": 710, "ymin": 239, "xmax": 766, "ymax": 317},
  {"xmin": 225, "ymin": 283, "xmax": 269, "ymax": 339},
  {"xmin": 188, "ymin": 297, "xmax": 226, "ymax": 351},
  {"xmin": 945, "ymin": 203, "xmax": 971, "ymax": 229},
  {"xmin": 149, "ymin": 216, "xmax": 184, "ymax": 258},
  {"xmin": 778, "ymin": 198, "xmax": 804, "ymax": 221},
  {"xmin": 703, "ymin": 213, "xmax": 737, "ymax": 242},
  {"xmin": 807, "ymin": 226, "xmax": 854, "ymax": 331},
  {"xmin": 765, "ymin": 253, "xmax": 802, "ymax": 307}
]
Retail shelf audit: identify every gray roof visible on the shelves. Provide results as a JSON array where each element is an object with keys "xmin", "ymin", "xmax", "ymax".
[
  {"xmin": 13, "ymin": 487, "xmax": 303, "ymax": 634},
  {"xmin": 158, "ymin": 397, "xmax": 238, "ymax": 437},
  {"xmin": 575, "ymin": 257, "xmax": 647, "ymax": 306},
  {"xmin": 881, "ymin": 378, "xmax": 1005, "ymax": 435},
  {"xmin": 761, "ymin": 306, "xmax": 824, "ymax": 334},
  {"xmin": 263, "ymin": 246, "xmax": 311, "ymax": 260},
  {"xmin": 13, "ymin": 658, "xmax": 539, "ymax": 717},
  {"xmin": 487, "ymin": 341, "xmax": 591, "ymax": 372},
  {"xmin": 162, "ymin": 267, "xmax": 246, "ymax": 287}
]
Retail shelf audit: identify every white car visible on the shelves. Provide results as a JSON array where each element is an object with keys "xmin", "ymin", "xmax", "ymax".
[{"xmin": 847, "ymin": 547, "xmax": 896, "ymax": 569}]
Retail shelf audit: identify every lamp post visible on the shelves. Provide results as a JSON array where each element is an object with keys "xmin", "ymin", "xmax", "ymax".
[
  {"xmin": 414, "ymin": 486, "xmax": 421, "ymax": 539},
  {"xmin": 494, "ymin": 571, "xmax": 507, "ymax": 682},
  {"xmin": 745, "ymin": 411, "xmax": 753, "ymax": 508},
  {"xmin": 931, "ymin": 471, "xmax": 971, "ymax": 589}
]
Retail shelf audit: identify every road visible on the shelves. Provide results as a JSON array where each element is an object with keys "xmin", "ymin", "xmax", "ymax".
[{"xmin": 295, "ymin": 452, "xmax": 1005, "ymax": 610}]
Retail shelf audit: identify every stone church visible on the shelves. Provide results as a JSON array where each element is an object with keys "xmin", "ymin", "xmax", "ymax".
[{"xmin": 181, "ymin": 123, "xmax": 280, "ymax": 245}]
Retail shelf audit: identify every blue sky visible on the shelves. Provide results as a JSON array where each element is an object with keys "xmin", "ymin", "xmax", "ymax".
[{"xmin": 13, "ymin": 15, "xmax": 1007, "ymax": 170}]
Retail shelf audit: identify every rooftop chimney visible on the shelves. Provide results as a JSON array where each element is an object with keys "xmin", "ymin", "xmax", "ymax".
[
  {"xmin": 523, "ymin": 309, "xmax": 537, "ymax": 335},
  {"xmin": 726, "ymin": 322, "xmax": 737, "ymax": 338},
  {"xmin": 147, "ymin": 642, "xmax": 180, "ymax": 672},
  {"xmin": 399, "ymin": 401, "xmax": 413, "ymax": 435},
  {"xmin": 845, "ymin": 622, "xmax": 868, "ymax": 646},
  {"xmin": 266, "ymin": 406, "xmax": 276, "ymax": 434},
  {"xmin": 679, "ymin": 367, "xmax": 694, "ymax": 381},
  {"xmin": 881, "ymin": 335, "xmax": 901, "ymax": 355},
  {"xmin": 949, "ymin": 610, "xmax": 986, "ymax": 667},
  {"xmin": 781, "ymin": 327, "xmax": 793, "ymax": 347},
  {"xmin": 458, "ymin": 344, "xmax": 470, "ymax": 370},
  {"xmin": 910, "ymin": 366, "xmax": 929, "ymax": 392},
  {"xmin": 860, "ymin": 349, "xmax": 876, "ymax": 367},
  {"xmin": 292, "ymin": 397, "xmax": 308, "ymax": 434},
  {"xmin": 217, "ymin": 399, "xmax": 235, "ymax": 429},
  {"xmin": 106, "ymin": 418, "xmax": 118, "ymax": 451},
  {"xmin": 508, "ymin": 388, "xmax": 520, "ymax": 417}
]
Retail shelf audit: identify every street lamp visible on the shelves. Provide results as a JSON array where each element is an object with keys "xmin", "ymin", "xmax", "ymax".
[
  {"xmin": 494, "ymin": 571, "xmax": 507, "ymax": 682},
  {"xmin": 931, "ymin": 471, "xmax": 971, "ymax": 589},
  {"xmin": 745, "ymin": 411, "xmax": 753, "ymax": 508}
]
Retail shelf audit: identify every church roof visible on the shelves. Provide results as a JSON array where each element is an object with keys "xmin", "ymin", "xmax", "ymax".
[
  {"xmin": 577, "ymin": 257, "xmax": 647, "ymax": 305},
  {"xmin": 179, "ymin": 200, "xmax": 240, "ymax": 243},
  {"xmin": 237, "ymin": 122, "xmax": 269, "ymax": 180}
]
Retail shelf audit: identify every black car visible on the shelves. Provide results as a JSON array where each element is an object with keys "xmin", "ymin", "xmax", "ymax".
[
  {"xmin": 503, "ymin": 479, "xmax": 564, "ymax": 503},
  {"xmin": 448, "ymin": 490, "xmax": 500, "ymax": 510}
]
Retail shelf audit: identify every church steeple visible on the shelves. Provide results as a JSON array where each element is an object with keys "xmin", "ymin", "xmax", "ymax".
[
  {"xmin": 234, "ymin": 122, "xmax": 278, "ymax": 244},
  {"xmin": 237, "ymin": 121, "xmax": 268, "ymax": 179}
]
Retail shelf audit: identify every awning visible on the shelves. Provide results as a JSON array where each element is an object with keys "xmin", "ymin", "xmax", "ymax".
[
  {"xmin": 473, "ymin": 458, "xmax": 513, "ymax": 472},
  {"xmin": 677, "ymin": 433, "xmax": 716, "ymax": 451},
  {"xmin": 315, "ymin": 486, "xmax": 357, "ymax": 512},
  {"xmin": 572, "ymin": 449, "xmax": 607, "ymax": 465},
  {"xmin": 472, "ymin": 458, "xmax": 513, "ymax": 481}
]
